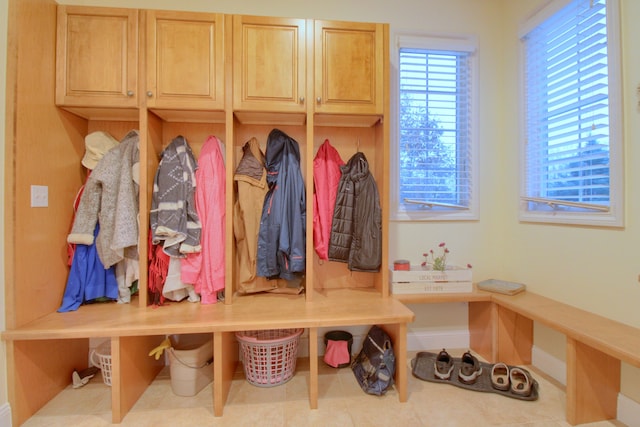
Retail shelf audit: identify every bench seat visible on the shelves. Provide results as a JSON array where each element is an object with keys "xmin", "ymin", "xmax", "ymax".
[
  {"xmin": 398, "ymin": 287, "xmax": 640, "ymax": 426},
  {"xmin": 2, "ymin": 288, "xmax": 415, "ymax": 424}
]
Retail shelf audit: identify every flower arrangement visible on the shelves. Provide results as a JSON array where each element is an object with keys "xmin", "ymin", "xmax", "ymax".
[
  {"xmin": 421, "ymin": 242, "xmax": 472, "ymax": 272},
  {"xmin": 421, "ymin": 242, "xmax": 449, "ymax": 271}
]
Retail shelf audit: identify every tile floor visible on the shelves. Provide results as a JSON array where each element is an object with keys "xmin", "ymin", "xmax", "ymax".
[{"xmin": 21, "ymin": 349, "xmax": 626, "ymax": 427}]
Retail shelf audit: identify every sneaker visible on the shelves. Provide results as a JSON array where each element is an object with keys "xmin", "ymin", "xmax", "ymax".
[
  {"xmin": 458, "ymin": 351, "xmax": 483, "ymax": 384},
  {"xmin": 434, "ymin": 349, "xmax": 454, "ymax": 380}
]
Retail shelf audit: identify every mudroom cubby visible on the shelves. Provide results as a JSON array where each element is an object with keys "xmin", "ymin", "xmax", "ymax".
[{"xmin": 3, "ymin": 2, "xmax": 413, "ymax": 426}]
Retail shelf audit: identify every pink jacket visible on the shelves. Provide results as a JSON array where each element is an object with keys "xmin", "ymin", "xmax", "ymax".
[
  {"xmin": 181, "ymin": 136, "xmax": 226, "ymax": 304},
  {"xmin": 313, "ymin": 139, "xmax": 344, "ymax": 260}
]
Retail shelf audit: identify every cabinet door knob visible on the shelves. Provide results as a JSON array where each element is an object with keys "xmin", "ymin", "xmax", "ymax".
[
  {"xmin": 126, "ymin": 90, "xmax": 134, "ymax": 97},
  {"xmin": 147, "ymin": 91, "xmax": 153, "ymax": 98},
  {"xmin": 299, "ymin": 97, "xmax": 305, "ymax": 104},
  {"xmin": 316, "ymin": 97, "xmax": 322, "ymax": 104}
]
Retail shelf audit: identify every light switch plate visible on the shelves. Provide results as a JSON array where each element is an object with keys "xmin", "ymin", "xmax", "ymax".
[{"xmin": 30, "ymin": 185, "xmax": 48, "ymax": 207}]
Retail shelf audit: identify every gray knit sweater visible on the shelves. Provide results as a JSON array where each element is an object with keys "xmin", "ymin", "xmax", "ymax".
[
  {"xmin": 150, "ymin": 135, "xmax": 201, "ymax": 257},
  {"xmin": 67, "ymin": 130, "xmax": 140, "ymax": 268}
]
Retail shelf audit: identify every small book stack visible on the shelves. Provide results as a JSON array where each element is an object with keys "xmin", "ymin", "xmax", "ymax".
[
  {"xmin": 390, "ymin": 266, "xmax": 473, "ymax": 294},
  {"xmin": 476, "ymin": 279, "xmax": 526, "ymax": 295}
]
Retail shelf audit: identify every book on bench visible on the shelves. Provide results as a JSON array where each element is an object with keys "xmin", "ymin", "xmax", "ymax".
[{"xmin": 477, "ymin": 279, "xmax": 526, "ymax": 295}]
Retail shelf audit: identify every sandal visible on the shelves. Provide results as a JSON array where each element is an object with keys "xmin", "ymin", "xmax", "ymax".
[
  {"xmin": 490, "ymin": 362, "xmax": 510, "ymax": 391},
  {"xmin": 509, "ymin": 367, "xmax": 532, "ymax": 396}
]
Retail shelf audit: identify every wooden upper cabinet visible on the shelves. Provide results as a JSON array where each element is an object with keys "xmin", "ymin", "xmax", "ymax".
[
  {"xmin": 56, "ymin": 6, "xmax": 139, "ymax": 109},
  {"xmin": 314, "ymin": 20, "xmax": 384, "ymax": 115},
  {"xmin": 146, "ymin": 11, "xmax": 225, "ymax": 111},
  {"xmin": 233, "ymin": 15, "xmax": 307, "ymax": 113}
]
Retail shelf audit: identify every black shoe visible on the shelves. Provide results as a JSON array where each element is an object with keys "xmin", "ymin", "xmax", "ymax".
[
  {"xmin": 434, "ymin": 349, "xmax": 454, "ymax": 380},
  {"xmin": 458, "ymin": 351, "xmax": 482, "ymax": 384}
]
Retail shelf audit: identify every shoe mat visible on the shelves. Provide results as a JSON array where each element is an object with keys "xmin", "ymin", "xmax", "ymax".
[{"xmin": 411, "ymin": 351, "xmax": 539, "ymax": 401}]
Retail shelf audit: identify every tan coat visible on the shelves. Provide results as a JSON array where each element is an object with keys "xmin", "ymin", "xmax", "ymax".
[{"xmin": 233, "ymin": 138, "xmax": 269, "ymax": 294}]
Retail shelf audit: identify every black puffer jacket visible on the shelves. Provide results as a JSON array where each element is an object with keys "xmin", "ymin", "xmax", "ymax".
[{"xmin": 328, "ymin": 152, "xmax": 381, "ymax": 272}]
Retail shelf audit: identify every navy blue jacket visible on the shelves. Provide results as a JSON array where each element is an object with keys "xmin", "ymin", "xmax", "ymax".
[{"xmin": 257, "ymin": 129, "xmax": 306, "ymax": 281}]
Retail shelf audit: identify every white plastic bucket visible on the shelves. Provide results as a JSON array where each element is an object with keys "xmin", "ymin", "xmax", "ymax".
[{"xmin": 168, "ymin": 334, "xmax": 214, "ymax": 396}]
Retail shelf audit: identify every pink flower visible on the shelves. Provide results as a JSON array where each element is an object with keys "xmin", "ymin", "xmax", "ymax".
[
  {"xmin": 438, "ymin": 242, "xmax": 446, "ymax": 247},
  {"xmin": 467, "ymin": 264, "xmax": 473, "ymax": 269}
]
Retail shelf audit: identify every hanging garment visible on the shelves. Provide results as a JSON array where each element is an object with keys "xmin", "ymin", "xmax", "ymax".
[
  {"xmin": 164, "ymin": 257, "xmax": 199, "ymax": 302},
  {"xmin": 328, "ymin": 151, "xmax": 382, "ymax": 272},
  {"xmin": 67, "ymin": 130, "xmax": 140, "ymax": 269},
  {"xmin": 148, "ymin": 231, "xmax": 169, "ymax": 307},
  {"xmin": 313, "ymin": 139, "xmax": 344, "ymax": 261},
  {"xmin": 58, "ymin": 224, "xmax": 118, "ymax": 313},
  {"xmin": 256, "ymin": 129, "xmax": 306, "ymax": 281},
  {"xmin": 115, "ymin": 258, "xmax": 139, "ymax": 304},
  {"xmin": 233, "ymin": 137, "xmax": 270, "ymax": 294},
  {"xmin": 67, "ymin": 174, "xmax": 90, "ymax": 267},
  {"xmin": 150, "ymin": 135, "xmax": 201, "ymax": 257},
  {"xmin": 181, "ymin": 136, "xmax": 226, "ymax": 304}
]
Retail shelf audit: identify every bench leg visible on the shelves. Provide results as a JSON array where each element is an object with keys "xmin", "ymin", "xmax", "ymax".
[
  {"xmin": 382, "ymin": 323, "xmax": 408, "ymax": 402},
  {"xmin": 495, "ymin": 305, "xmax": 533, "ymax": 365},
  {"xmin": 309, "ymin": 328, "xmax": 318, "ymax": 409},
  {"xmin": 566, "ymin": 338, "xmax": 620, "ymax": 425},
  {"xmin": 469, "ymin": 301, "xmax": 494, "ymax": 362},
  {"xmin": 214, "ymin": 331, "xmax": 238, "ymax": 417},
  {"xmin": 7, "ymin": 339, "xmax": 87, "ymax": 426},
  {"xmin": 112, "ymin": 336, "xmax": 165, "ymax": 423}
]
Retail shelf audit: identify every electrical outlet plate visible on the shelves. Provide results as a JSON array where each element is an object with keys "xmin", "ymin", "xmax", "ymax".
[{"xmin": 30, "ymin": 185, "xmax": 48, "ymax": 207}]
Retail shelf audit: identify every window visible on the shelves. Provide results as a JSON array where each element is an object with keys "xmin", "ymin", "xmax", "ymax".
[
  {"xmin": 392, "ymin": 34, "xmax": 478, "ymax": 221},
  {"xmin": 520, "ymin": 0, "xmax": 623, "ymax": 226}
]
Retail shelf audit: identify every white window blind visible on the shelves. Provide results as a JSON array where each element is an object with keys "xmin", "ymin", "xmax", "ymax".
[
  {"xmin": 398, "ymin": 47, "xmax": 473, "ymax": 214},
  {"xmin": 522, "ymin": 0, "xmax": 618, "ymax": 219}
]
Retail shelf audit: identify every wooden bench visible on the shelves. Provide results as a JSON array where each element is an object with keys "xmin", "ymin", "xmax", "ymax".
[
  {"xmin": 396, "ymin": 288, "xmax": 640, "ymax": 426},
  {"xmin": 6, "ymin": 285, "xmax": 637, "ymax": 426},
  {"xmin": 1, "ymin": 288, "xmax": 414, "ymax": 425}
]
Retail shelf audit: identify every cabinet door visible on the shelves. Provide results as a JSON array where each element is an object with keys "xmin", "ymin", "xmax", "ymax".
[
  {"xmin": 56, "ymin": 6, "xmax": 139, "ymax": 108},
  {"xmin": 233, "ymin": 15, "xmax": 306, "ymax": 113},
  {"xmin": 146, "ymin": 11, "xmax": 225, "ymax": 110},
  {"xmin": 314, "ymin": 20, "xmax": 383, "ymax": 115}
]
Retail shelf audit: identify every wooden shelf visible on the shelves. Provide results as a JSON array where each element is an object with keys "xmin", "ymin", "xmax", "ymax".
[
  {"xmin": 57, "ymin": 106, "xmax": 140, "ymax": 121},
  {"xmin": 314, "ymin": 113, "xmax": 382, "ymax": 128},
  {"xmin": 148, "ymin": 108, "xmax": 226, "ymax": 124},
  {"xmin": 233, "ymin": 110, "xmax": 306, "ymax": 126}
]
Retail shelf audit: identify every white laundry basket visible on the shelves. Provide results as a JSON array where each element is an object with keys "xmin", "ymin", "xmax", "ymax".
[
  {"xmin": 90, "ymin": 340, "xmax": 112, "ymax": 386},
  {"xmin": 168, "ymin": 334, "xmax": 214, "ymax": 396},
  {"xmin": 235, "ymin": 328, "xmax": 303, "ymax": 387}
]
